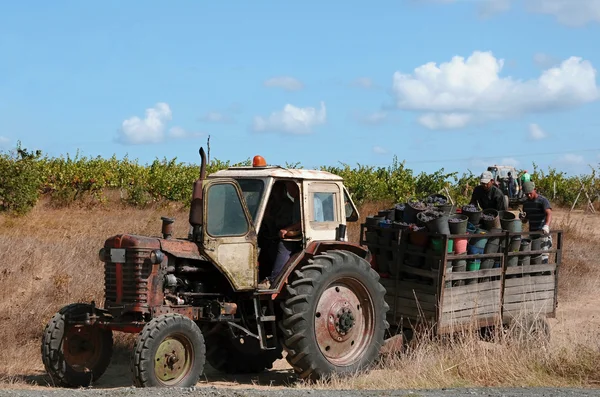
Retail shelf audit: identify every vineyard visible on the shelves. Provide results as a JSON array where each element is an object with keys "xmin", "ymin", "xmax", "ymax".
[{"xmin": 1, "ymin": 142, "xmax": 599, "ymax": 215}]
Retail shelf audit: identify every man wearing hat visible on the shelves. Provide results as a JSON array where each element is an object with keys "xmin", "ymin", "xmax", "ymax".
[
  {"xmin": 520, "ymin": 181, "xmax": 553, "ymax": 263},
  {"xmin": 470, "ymin": 171, "xmax": 507, "ymax": 211}
]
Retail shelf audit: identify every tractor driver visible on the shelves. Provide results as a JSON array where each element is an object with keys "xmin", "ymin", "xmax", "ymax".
[{"xmin": 258, "ymin": 180, "xmax": 302, "ymax": 289}]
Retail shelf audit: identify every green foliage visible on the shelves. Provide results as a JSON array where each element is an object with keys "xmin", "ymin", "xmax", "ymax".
[
  {"xmin": 0, "ymin": 143, "xmax": 598, "ymax": 215},
  {"xmin": 0, "ymin": 142, "xmax": 44, "ymax": 214}
]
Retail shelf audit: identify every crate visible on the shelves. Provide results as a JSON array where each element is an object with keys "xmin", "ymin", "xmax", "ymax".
[{"xmin": 359, "ymin": 223, "xmax": 562, "ymax": 336}]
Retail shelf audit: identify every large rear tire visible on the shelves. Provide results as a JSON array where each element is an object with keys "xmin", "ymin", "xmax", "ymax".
[
  {"xmin": 205, "ymin": 324, "xmax": 283, "ymax": 374},
  {"xmin": 131, "ymin": 314, "xmax": 205, "ymax": 387},
  {"xmin": 279, "ymin": 250, "xmax": 389, "ymax": 380},
  {"xmin": 41, "ymin": 303, "xmax": 113, "ymax": 387}
]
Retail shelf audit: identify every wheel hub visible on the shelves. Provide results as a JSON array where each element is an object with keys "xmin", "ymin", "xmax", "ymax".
[
  {"xmin": 335, "ymin": 308, "xmax": 355, "ymax": 335},
  {"xmin": 154, "ymin": 337, "xmax": 192, "ymax": 384}
]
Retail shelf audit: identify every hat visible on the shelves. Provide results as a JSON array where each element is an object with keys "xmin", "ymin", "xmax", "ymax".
[
  {"xmin": 480, "ymin": 171, "xmax": 493, "ymax": 184},
  {"xmin": 522, "ymin": 181, "xmax": 535, "ymax": 194}
]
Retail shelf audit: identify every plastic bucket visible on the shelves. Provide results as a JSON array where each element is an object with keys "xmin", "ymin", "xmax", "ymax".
[
  {"xmin": 531, "ymin": 237, "xmax": 543, "ymax": 251},
  {"xmin": 452, "ymin": 255, "xmax": 467, "ymax": 287},
  {"xmin": 518, "ymin": 256, "xmax": 531, "ymax": 266},
  {"xmin": 462, "ymin": 209, "xmax": 482, "ymax": 225},
  {"xmin": 509, "ymin": 236, "xmax": 522, "ymax": 252},
  {"xmin": 507, "ymin": 256, "xmax": 518, "ymax": 267},
  {"xmin": 409, "ymin": 230, "xmax": 429, "ymax": 247},
  {"xmin": 500, "ymin": 212, "xmax": 522, "ymax": 233},
  {"xmin": 467, "ymin": 244, "xmax": 484, "ymax": 255},
  {"xmin": 481, "ymin": 209, "xmax": 500, "ymax": 230},
  {"xmin": 468, "ymin": 259, "xmax": 481, "ymax": 271},
  {"xmin": 448, "ymin": 214, "xmax": 469, "ymax": 235},
  {"xmin": 431, "ymin": 238, "xmax": 454, "ymax": 254},
  {"xmin": 484, "ymin": 240, "xmax": 500, "ymax": 254},
  {"xmin": 531, "ymin": 254, "xmax": 543, "ymax": 265},
  {"xmin": 420, "ymin": 212, "xmax": 450, "ymax": 235},
  {"xmin": 520, "ymin": 239, "xmax": 532, "ymax": 252},
  {"xmin": 481, "ymin": 258, "xmax": 494, "ymax": 270},
  {"xmin": 404, "ymin": 199, "xmax": 427, "ymax": 223},
  {"xmin": 453, "ymin": 238, "xmax": 468, "ymax": 254},
  {"xmin": 470, "ymin": 229, "xmax": 488, "ymax": 249}
]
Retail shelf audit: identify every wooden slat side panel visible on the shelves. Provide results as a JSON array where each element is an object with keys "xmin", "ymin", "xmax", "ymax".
[
  {"xmin": 440, "ymin": 302, "xmax": 501, "ymax": 321},
  {"xmin": 503, "ymin": 298, "xmax": 554, "ymax": 318},
  {"xmin": 443, "ymin": 281, "xmax": 501, "ymax": 297},
  {"xmin": 439, "ymin": 313, "xmax": 501, "ymax": 328},
  {"xmin": 504, "ymin": 282, "xmax": 555, "ymax": 296},
  {"xmin": 504, "ymin": 275, "xmax": 555, "ymax": 288},
  {"xmin": 504, "ymin": 290, "xmax": 555, "ymax": 304},
  {"xmin": 443, "ymin": 289, "xmax": 502, "ymax": 311}
]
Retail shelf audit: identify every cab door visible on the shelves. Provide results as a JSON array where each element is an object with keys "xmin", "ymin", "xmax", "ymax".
[{"xmin": 202, "ymin": 178, "xmax": 257, "ymax": 291}]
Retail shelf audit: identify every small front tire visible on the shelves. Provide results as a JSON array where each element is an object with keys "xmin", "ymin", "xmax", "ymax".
[{"xmin": 131, "ymin": 314, "xmax": 206, "ymax": 388}]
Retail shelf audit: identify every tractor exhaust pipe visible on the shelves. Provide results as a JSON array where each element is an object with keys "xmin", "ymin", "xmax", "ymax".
[{"xmin": 189, "ymin": 147, "xmax": 206, "ymax": 239}]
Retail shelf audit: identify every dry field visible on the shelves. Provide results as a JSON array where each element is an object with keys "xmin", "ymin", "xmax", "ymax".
[{"xmin": 0, "ymin": 198, "xmax": 599, "ymax": 390}]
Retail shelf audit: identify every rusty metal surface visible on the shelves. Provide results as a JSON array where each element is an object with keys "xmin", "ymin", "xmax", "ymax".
[
  {"xmin": 152, "ymin": 305, "xmax": 201, "ymax": 321},
  {"xmin": 160, "ymin": 238, "xmax": 207, "ymax": 261},
  {"xmin": 209, "ymin": 167, "xmax": 343, "ymax": 181},
  {"xmin": 314, "ymin": 276, "xmax": 375, "ymax": 366}
]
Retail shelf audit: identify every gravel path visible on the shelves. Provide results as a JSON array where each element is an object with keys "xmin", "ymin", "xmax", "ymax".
[{"xmin": 1, "ymin": 387, "xmax": 600, "ymax": 397}]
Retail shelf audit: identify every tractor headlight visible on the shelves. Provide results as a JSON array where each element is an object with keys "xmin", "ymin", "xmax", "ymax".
[
  {"xmin": 150, "ymin": 250, "xmax": 165, "ymax": 264},
  {"xmin": 98, "ymin": 248, "xmax": 106, "ymax": 262}
]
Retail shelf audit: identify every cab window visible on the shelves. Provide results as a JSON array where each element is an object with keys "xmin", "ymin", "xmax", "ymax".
[{"xmin": 206, "ymin": 183, "xmax": 249, "ymax": 237}]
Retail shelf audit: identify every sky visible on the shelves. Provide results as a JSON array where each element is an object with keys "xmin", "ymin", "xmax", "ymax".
[{"xmin": 1, "ymin": 0, "xmax": 599, "ymax": 176}]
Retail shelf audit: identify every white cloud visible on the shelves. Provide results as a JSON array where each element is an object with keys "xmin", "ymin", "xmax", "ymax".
[
  {"xmin": 478, "ymin": 0, "xmax": 511, "ymax": 18},
  {"xmin": 119, "ymin": 102, "xmax": 172, "ymax": 144},
  {"xmin": 168, "ymin": 127, "xmax": 203, "ymax": 140},
  {"xmin": 263, "ymin": 76, "xmax": 304, "ymax": 91},
  {"xmin": 373, "ymin": 146, "xmax": 388, "ymax": 154},
  {"xmin": 418, "ymin": 113, "xmax": 472, "ymax": 129},
  {"xmin": 528, "ymin": 123, "xmax": 548, "ymax": 140},
  {"xmin": 352, "ymin": 77, "xmax": 375, "ymax": 89},
  {"xmin": 253, "ymin": 102, "xmax": 326, "ymax": 134},
  {"xmin": 525, "ymin": 0, "xmax": 600, "ymax": 27},
  {"xmin": 392, "ymin": 51, "xmax": 599, "ymax": 130},
  {"xmin": 559, "ymin": 153, "xmax": 585, "ymax": 164}
]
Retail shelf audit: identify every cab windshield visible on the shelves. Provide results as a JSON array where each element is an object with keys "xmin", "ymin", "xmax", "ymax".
[{"xmin": 235, "ymin": 179, "xmax": 265, "ymax": 222}]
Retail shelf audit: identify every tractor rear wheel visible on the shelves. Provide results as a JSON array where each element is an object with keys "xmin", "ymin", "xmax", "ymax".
[
  {"xmin": 131, "ymin": 314, "xmax": 205, "ymax": 387},
  {"xmin": 41, "ymin": 303, "xmax": 113, "ymax": 387},
  {"xmin": 205, "ymin": 324, "xmax": 283, "ymax": 374},
  {"xmin": 279, "ymin": 250, "xmax": 389, "ymax": 380}
]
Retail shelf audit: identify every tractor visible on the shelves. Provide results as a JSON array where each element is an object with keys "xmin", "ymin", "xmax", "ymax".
[{"xmin": 41, "ymin": 148, "xmax": 389, "ymax": 388}]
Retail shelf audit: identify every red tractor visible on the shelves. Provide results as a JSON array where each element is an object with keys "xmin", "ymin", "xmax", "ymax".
[{"xmin": 41, "ymin": 148, "xmax": 389, "ymax": 388}]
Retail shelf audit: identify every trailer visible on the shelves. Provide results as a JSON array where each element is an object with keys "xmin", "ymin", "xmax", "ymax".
[{"xmin": 360, "ymin": 222, "xmax": 562, "ymax": 342}]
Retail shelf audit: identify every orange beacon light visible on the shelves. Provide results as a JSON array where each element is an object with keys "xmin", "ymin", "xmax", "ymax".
[{"xmin": 252, "ymin": 155, "xmax": 267, "ymax": 167}]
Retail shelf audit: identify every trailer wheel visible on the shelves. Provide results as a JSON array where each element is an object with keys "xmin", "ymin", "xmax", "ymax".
[
  {"xmin": 41, "ymin": 303, "xmax": 113, "ymax": 387},
  {"xmin": 131, "ymin": 314, "xmax": 205, "ymax": 387},
  {"xmin": 205, "ymin": 324, "xmax": 283, "ymax": 374},
  {"xmin": 279, "ymin": 250, "xmax": 389, "ymax": 380},
  {"xmin": 508, "ymin": 314, "xmax": 550, "ymax": 346}
]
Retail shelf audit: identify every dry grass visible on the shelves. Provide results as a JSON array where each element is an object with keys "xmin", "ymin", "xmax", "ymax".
[{"xmin": 0, "ymin": 198, "xmax": 599, "ymax": 389}]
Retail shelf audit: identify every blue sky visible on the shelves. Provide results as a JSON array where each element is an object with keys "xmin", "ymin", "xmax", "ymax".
[{"xmin": 1, "ymin": 0, "xmax": 599, "ymax": 176}]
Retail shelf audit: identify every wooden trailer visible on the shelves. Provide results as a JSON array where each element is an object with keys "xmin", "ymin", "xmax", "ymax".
[{"xmin": 360, "ymin": 223, "xmax": 563, "ymax": 339}]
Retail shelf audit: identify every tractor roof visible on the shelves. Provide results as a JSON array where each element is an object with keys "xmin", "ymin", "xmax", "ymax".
[{"xmin": 209, "ymin": 166, "xmax": 343, "ymax": 181}]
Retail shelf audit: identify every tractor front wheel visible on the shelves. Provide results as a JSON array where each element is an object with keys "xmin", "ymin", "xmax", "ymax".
[
  {"xmin": 131, "ymin": 314, "xmax": 205, "ymax": 387},
  {"xmin": 41, "ymin": 303, "xmax": 113, "ymax": 387},
  {"xmin": 279, "ymin": 250, "xmax": 389, "ymax": 380}
]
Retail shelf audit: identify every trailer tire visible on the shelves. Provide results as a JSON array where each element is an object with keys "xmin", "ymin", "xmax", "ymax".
[
  {"xmin": 41, "ymin": 303, "xmax": 113, "ymax": 387},
  {"xmin": 131, "ymin": 314, "xmax": 205, "ymax": 387},
  {"xmin": 279, "ymin": 250, "xmax": 389, "ymax": 380}
]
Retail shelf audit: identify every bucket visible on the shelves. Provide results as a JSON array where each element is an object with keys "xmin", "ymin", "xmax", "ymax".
[
  {"xmin": 467, "ymin": 244, "xmax": 484, "ymax": 255},
  {"xmin": 470, "ymin": 229, "xmax": 488, "ymax": 249},
  {"xmin": 507, "ymin": 256, "xmax": 518, "ymax": 267},
  {"xmin": 404, "ymin": 199, "xmax": 427, "ymax": 223},
  {"xmin": 453, "ymin": 238, "xmax": 468, "ymax": 254},
  {"xmin": 366, "ymin": 216, "xmax": 384, "ymax": 226},
  {"xmin": 365, "ymin": 231, "xmax": 378, "ymax": 244},
  {"xmin": 484, "ymin": 239, "xmax": 500, "ymax": 254},
  {"xmin": 531, "ymin": 237, "xmax": 543, "ymax": 251},
  {"xmin": 452, "ymin": 255, "xmax": 467, "ymax": 287},
  {"xmin": 531, "ymin": 254, "xmax": 543, "ymax": 265},
  {"xmin": 481, "ymin": 258, "xmax": 494, "ymax": 270},
  {"xmin": 461, "ymin": 205, "xmax": 482, "ymax": 225},
  {"xmin": 394, "ymin": 204, "xmax": 405, "ymax": 222},
  {"xmin": 481, "ymin": 209, "xmax": 500, "ymax": 230},
  {"xmin": 467, "ymin": 259, "xmax": 481, "ymax": 271},
  {"xmin": 418, "ymin": 210, "xmax": 450, "ymax": 235},
  {"xmin": 431, "ymin": 238, "xmax": 454, "ymax": 254},
  {"xmin": 409, "ymin": 230, "xmax": 429, "ymax": 247},
  {"xmin": 448, "ymin": 214, "xmax": 469, "ymax": 235},
  {"xmin": 520, "ymin": 239, "xmax": 531, "ymax": 252},
  {"xmin": 509, "ymin": 236, "xmax": 522, "ymax": 252},
  {"xmin": 518, "ymin": 256, "xmax": 531, "ymax": 266},
  {"xmin": 500, "ymin": 211, "xmax": 522, "ymax": 233}
]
